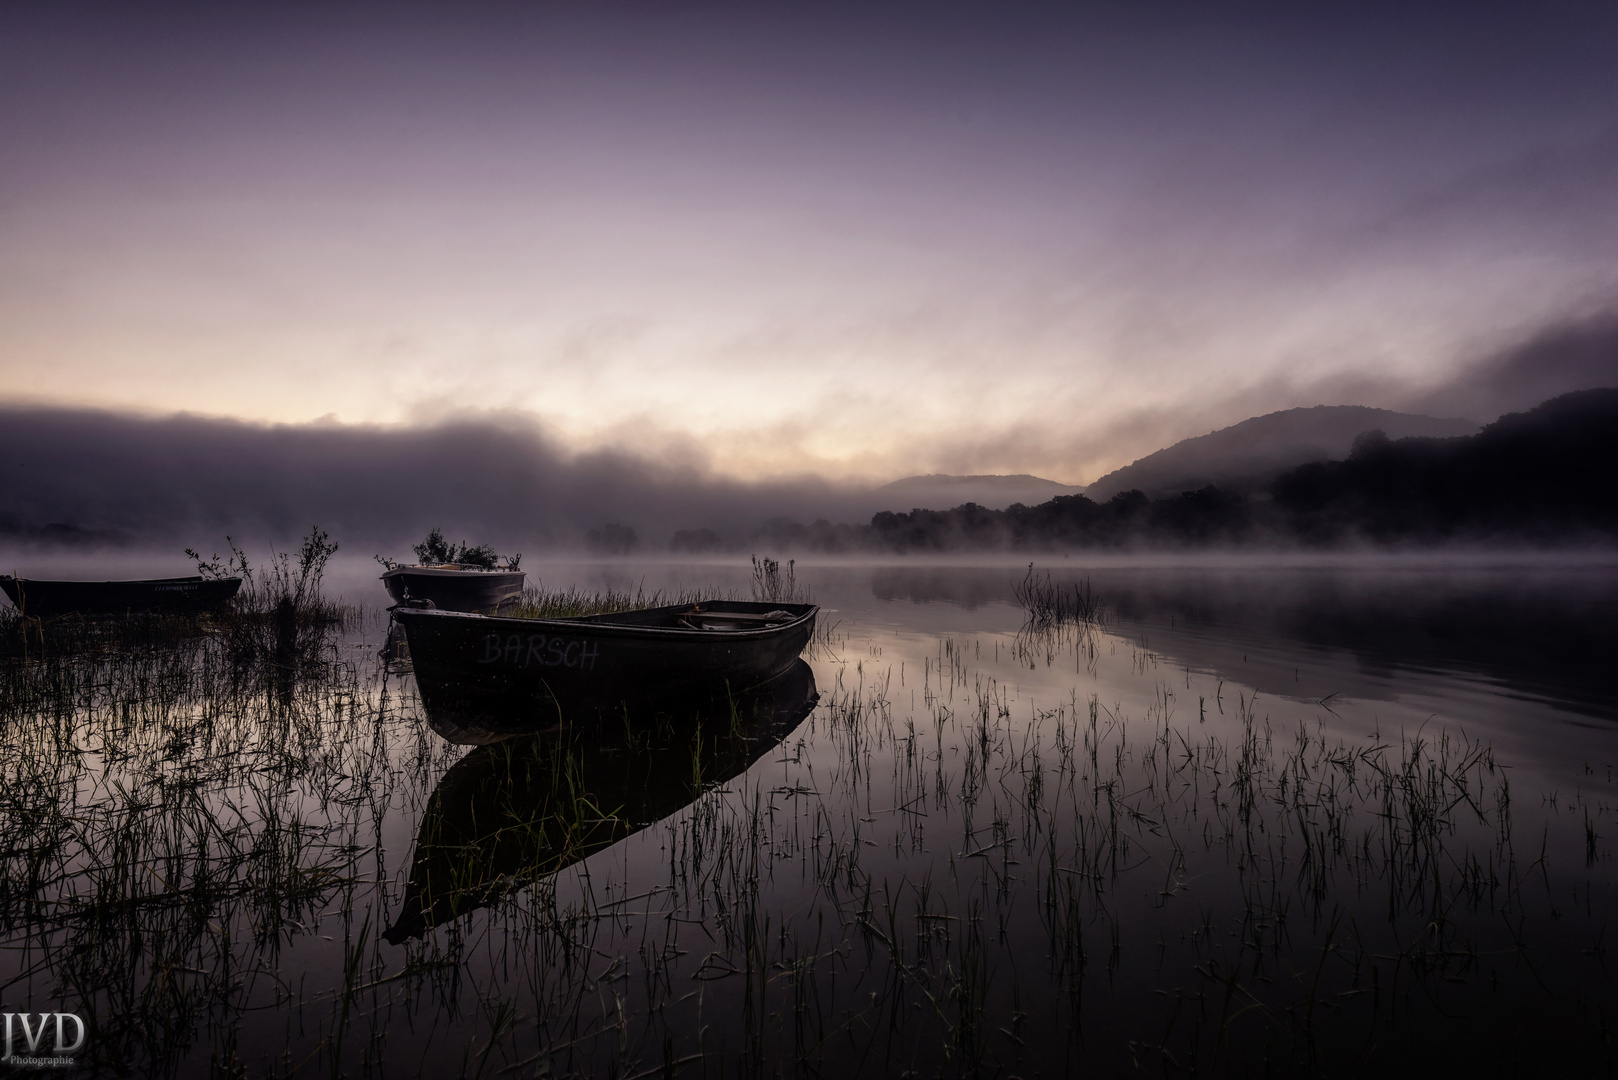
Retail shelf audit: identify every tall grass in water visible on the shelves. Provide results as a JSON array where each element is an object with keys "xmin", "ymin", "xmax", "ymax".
[
  {"xmin": 193, "ymin": 526, "xmax": 355, "ymax": 667},
  {"xmin": 0, "ymin": 592, "xmax": 421, "ymax": 1077},
  {"xmin": 0, "ymin": 604, "xmax": 215, "ymax": 662},
  {"xmin": 752, "ymin": 554, "xmax": 809, "ymax": 603},
  {"xmin": 1014, "ymin": 563, "xmax": 1101, "ymax": 630}
]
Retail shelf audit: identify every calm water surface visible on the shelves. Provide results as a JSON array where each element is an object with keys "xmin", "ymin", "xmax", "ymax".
[{"xmin": 0, "ymin": 554, "xmax": 1613, "ymax": 1076}]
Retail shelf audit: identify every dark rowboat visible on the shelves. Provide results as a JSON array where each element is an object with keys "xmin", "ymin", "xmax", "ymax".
[
  {"xmin": 395, "ymin": 600, "xmax": 816, "ymax": 733},
  {"xmin": 0, "ymin": 575, "xmax": 242, "ymax": 618},
  {"xmin": 380, "ymin": 565, "xmax": 524, "ymax": 612},
  {"xmin": 383, "ymin": 659, "xmax": 817, "ymax": 943}
]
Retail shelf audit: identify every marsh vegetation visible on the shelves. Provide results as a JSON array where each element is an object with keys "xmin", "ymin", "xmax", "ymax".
[{"xmin": 0, "ymin": 559, "xmax": 1610, "ymax": 1076}]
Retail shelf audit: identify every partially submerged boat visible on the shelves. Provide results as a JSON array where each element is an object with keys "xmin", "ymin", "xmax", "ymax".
[
  {"xmin": 383, "ymin": 659, "xmax": 817, "ymax": 943},
  {"xmin": 0, "ymin": 575, "xmax": 242, "ymax": 619},
  {"xmin": 379, "ymin": 564, "xmax": 525, "ymax": 613},
  {"xmin": 394, "ymin": 599, "xmax": 817, "ymax": 736}
]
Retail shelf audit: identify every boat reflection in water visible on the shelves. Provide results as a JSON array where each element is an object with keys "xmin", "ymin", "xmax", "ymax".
[{"xmin": 383, "ymin": 660, "xmax": 818, "ymax": 944}]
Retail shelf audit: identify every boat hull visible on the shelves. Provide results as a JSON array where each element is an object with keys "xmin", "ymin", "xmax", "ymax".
[
  {"xmin": 380, "ymin": 567, "xmax": 525, "ymax": 612},
  {"xmin": 0, "ymin": 575, "xmax": 242, "ymax": 618},
  {"xmin": 395, "ymin": 600, "xmax": 816, "ymax": 731}
]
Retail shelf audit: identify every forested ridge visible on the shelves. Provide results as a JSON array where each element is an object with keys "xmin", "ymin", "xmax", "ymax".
[{"xmin": 752, "ymin": 389, "xmax": 1618, "ymax": 551}]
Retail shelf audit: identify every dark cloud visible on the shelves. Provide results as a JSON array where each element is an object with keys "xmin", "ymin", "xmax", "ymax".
[
  {"xmin": 1412, "ymin": 312, "xmax": 1618, "ymax": 421},
  {"xmin": 0, "ymin": 407, "xmax": 869, "ymax": 552},
  {"xmin": 1364, "ymin": 124, "xmax": 1618, "ymax": 250}
]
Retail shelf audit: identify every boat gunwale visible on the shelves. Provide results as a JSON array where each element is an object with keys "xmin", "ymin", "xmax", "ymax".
[
  {"xmin": 394, "ymin": 601, "xmax": 817, "ymax": 641},
  {"xmin": 379, "ymin": 566, "xmax": 525, "ymax": 579},
  {"xmin": 0, "ymin": 574, "xmax": 238, "ymax": 587}
]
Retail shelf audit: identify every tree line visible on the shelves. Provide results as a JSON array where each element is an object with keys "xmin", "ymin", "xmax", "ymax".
[{"xmin": 736, "ymin": 389, "xmax": 1618, "ymax": 552}]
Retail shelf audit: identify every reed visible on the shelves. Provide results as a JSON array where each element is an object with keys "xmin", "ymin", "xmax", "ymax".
[
  {"xmin": 1014, "ymin": 563, "xmax": 1102, "ymax": 630},
  {"xmin": 0, "ymin": 604, "xmax": 218, "ymax": 661},
  {"xmin": 751, "ymin": 554, "xmax": 809, "ymax": 603},
  {"xmin": 193, "ymin": 526, "xmax": 358, "ymax": 667}
]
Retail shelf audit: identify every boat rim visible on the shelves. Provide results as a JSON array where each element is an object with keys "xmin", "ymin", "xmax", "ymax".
[
  {"xmin": 0, "ymin": 574, "xmax": 236, "ymax": 585},
  {"xmin": 394, "ymin": 601, "xmax": 817, "ymax": 639},
  {"xmin": 379, "ymin": 565, "xmax": 525, "ymax": 578}
]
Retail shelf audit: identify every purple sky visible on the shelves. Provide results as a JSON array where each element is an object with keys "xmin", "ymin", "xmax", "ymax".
[{"xmin": 4, "ymin": 2, "xmax": 1617, "ymax": 486}]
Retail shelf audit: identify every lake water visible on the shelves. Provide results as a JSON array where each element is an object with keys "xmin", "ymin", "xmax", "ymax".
[{"xmin": 1, "ymin": 553, "xmax": 1613, "ymax": 1076}]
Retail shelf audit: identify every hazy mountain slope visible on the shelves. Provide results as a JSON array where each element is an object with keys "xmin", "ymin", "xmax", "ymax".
[
  {"xmin": 1273, "ymin": 388, "xmax": 1618, "ymax": 542},
  {"xmin": 862, "ymin": 389, "xmax": 1618, "ymax": 552},
  {"xmin": 868, "ymin": 473, "xmax": 1085, "ymax": 513},
  {"xmin": 1085, "ymin": 406, "xmax": 1478, "ymax": 500}
]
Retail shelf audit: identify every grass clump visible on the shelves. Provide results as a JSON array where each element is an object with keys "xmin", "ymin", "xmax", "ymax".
[
  {"xmin": 751, "ymin": 554, "xmax": 809, "ymax": 603},
  {"xmin": 1014, "ymin": 563, "xmax": 1102, "ymax": 630},
  {"xmin": 191, "ymin": 526, "xmax": 355, "ymax": 667}
]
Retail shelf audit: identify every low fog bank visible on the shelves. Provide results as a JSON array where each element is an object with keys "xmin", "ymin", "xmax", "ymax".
[
  {"xmin": 0, "ymin": 407, "xmax": 877, "ymax": 554},
  {"xmin": 4, "ymin": 384, "xmax": 1615, "ymax": 560}
]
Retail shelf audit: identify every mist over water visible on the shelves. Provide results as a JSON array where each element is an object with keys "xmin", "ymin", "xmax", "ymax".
[
  {"xmin": 8, "ymin": 545, "xmax": 1617, "ymax": 724},
  {"xmin": 868, "ymin": 559, "xmax": 1618, "ymax": 723}
]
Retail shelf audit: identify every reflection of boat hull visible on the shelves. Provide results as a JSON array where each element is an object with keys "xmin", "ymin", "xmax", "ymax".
[
  {"xmin": 0, "ymin": 575, "xmax": 242, "ymax": 618},
  {"xmin": 383, "ymin": 660, "xmax": 817, "ymax": 943},
  {"xmin": 395, "ymin": 601, "xmax": 816, "ymax": 734},
  {"xmin": 380, "ymin": 566, "xmax": 525, "ymax": 612}
]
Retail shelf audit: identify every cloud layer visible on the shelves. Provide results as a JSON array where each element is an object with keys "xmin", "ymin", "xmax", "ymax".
[
  {"xmin": 4, "ymin": 302, "xmax": 1612, "ymax": 553},
  {"xmin": 3, "ymin": 4, "xmax": 1617, "ymax": 484},
  {"xmin": 1410, "ymin": 312, "xmax": 1618, "ymax": 422}
]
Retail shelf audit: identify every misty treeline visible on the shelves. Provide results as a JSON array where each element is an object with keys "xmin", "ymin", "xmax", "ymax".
[
  {"xmin": 751, "ymin": 389, "xmax": 1618, "ymax": 552},
  {"xmin": 463, "ymin": 386, "xmax": 1618, "ymax": 554}
]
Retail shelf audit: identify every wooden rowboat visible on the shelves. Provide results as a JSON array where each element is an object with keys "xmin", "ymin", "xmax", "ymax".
[
  {"xmin": 394, "ymin": 600, "xmax": 816, "ymax": 734},
  {"xmin": 379, "ymin": 564, "xmax": 525, "ymax": 613},
  {"xmin": 0, "ymin": 575, "xmax": 242, "ymax": 619}
]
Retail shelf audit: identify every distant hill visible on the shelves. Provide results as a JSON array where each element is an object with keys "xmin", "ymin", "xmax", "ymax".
[
  {"xmin": 869, "ymin": 473, "xmax": 1084, "ymax": 513},
  {"xmin": 858, "ymin": 389, "xmax": 1618, "ymax": 552},
  {"xmin": 1274, "ymin": 388, "xmax": 1618, "ymax": 542},
  {"xmin": 1085, "ymin": 406, "xmax": 1479, "ymax": 500}
]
